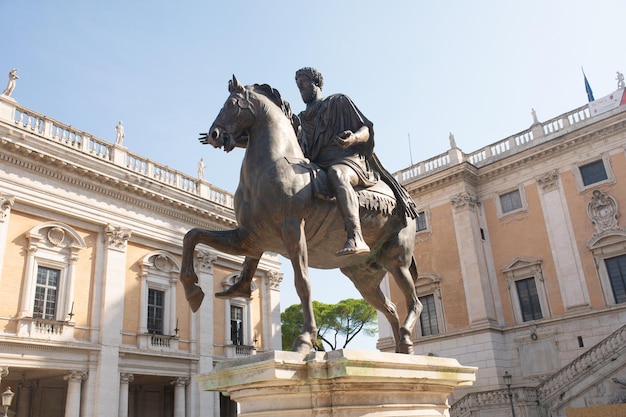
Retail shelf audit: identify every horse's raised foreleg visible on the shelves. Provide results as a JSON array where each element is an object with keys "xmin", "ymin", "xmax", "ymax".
[
  {"xmin": 180, "ymin": 227, "xmax": 257, "ymax": 312},
  {"xmin": 280, "ymin": 217, "xmax": 316, "ymax": 353}
]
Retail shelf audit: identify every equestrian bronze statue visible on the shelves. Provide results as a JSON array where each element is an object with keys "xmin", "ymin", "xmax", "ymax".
[{"xmin": 180, "ymin": 75, "xmax": 421, "ymax": 354}]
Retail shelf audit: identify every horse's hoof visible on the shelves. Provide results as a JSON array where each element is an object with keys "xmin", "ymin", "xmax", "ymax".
[
  {"xmin": 186, "ymin": 286, "xmax": 205, "ymax": 312},
  {"xmin": 215, "ymin": 282, "xmax": 252, "ymax": 299},
  {"xmin": 292, "ymin": 334, "xmax": 315, "ymax": 354},
  {"xmin": 397, "ymin": 334, "xmax": 414, "ymax": 354}
]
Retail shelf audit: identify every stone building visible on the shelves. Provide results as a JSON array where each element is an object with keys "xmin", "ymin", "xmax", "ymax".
[
  {"xmin": 382, "ymin": 89, "xmax": 626, "ymax": 416},
  {"xmin": 0, "ymin": 93, "xmax": 282, "ymax": 417}
]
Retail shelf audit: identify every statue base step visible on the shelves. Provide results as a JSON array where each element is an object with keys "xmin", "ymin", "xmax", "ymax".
[{"xmin": 196, "ymin": 349, "xmax": 477, "ymax": 417}]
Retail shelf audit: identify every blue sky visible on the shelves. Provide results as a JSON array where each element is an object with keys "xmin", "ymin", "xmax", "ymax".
[{"xmin": 3, "ymin": 1, "xmax": 626, "ymax": 350}]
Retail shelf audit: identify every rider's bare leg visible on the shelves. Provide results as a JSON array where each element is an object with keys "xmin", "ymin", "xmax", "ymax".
[{"xmin": 328, "ymin": 166, "xmax": 370, "ymax": 256}]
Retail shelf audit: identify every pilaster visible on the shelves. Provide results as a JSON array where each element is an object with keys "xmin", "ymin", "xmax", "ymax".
[
  {"xmin": 93, "ymin": 223, "xmax": 131, "ymax": 417},
  {"xmin": 536, "ymin": 170, "xmax": 590, "ymax": 311},
  {"xmin": 0, "ymin": 192, "xmax": 14, "ymax": 284},
  {"xmin": 451, "ymin": 191, "xmax": 498, "ymax": 325}
]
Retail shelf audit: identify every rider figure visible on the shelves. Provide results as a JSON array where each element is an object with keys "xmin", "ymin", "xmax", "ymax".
[{"xmin": 295, "ymin": 67, "xmax": 377, "ymax": 256}]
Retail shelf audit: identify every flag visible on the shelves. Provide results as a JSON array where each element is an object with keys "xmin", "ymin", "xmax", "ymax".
[{"xmin": 583, "ymin": 69, "xmax": 595, "ymax": 102}]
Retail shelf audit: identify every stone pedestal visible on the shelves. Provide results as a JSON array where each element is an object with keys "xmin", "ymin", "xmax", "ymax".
[{"xmin": 196, "ymin": 349, "xmax": 477, "ymax": 417}]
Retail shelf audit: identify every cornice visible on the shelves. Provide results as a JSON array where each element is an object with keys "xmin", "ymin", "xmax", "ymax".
[
  {"xmin": 404, "ymin": 162, "xmax": 479, "ymax": 196},
  {"xmin": 0, "ymin": 138, "xmax": 236, "ymax": 229}
]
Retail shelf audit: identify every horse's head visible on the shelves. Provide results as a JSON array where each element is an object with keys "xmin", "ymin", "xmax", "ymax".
[{"xmin": 199, "ymin": 75, "xmax": 255, "ymax": 152}]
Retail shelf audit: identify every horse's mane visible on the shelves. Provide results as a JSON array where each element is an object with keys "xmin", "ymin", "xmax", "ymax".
[{"xmin": 253, "ymin": 83, "xmax": 300, "ymax": 134}]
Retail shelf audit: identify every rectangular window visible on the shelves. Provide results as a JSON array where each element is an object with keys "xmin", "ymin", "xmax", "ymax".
[
  {"xmin": 34, "ymin": 267, "xmax": 59, "ymax": 319},
  {"xmin": 516, "ymin": 278, "xmax": 543, "ymax": 321},
  {"xmin": 605, "ymin": 255, "xmax": 626, "ymax": 304},
  {"xmin": 230, "ymin": 305, "xmax": 244, "ymax": 345},
  {"xmin": 416, "ymin": 211, "xmax": 427, "ymax": 232},
  {"xmin": 147, "ymin": 289, "xmax": 164, "ymax": 334},
  {"xmin": 418, "ymin": 294, "xmax": 439, "ymax": 336},
  {"xmin": 580, "ymin": 159, "xmax": 608, "ymax": 186},
  {"xmin": 500, "ymin": 190, "xmax": 523, "ymax": 213}
]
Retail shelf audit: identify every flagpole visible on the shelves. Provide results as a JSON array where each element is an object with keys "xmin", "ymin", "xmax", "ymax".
[
  {"xmin": 582, "ymin": 66, "xmax": 595, "ymax": 102},
  {"xmin": 408, "ymin": 133, "xmax": 414, "ymax": 166}
]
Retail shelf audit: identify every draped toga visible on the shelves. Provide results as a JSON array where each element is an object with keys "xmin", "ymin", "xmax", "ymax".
[{"xmin": 296, "ymin": 94, "xmax": 419, "ymax": 222}]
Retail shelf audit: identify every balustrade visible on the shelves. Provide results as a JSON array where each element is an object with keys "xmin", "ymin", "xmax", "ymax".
[{"xmin": 1, "ymin": 100, "xmax": 610, "ymax": 204}]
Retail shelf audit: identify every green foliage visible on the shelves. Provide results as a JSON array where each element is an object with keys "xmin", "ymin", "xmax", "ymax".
[{"xmin": 280, "ymin": 298, "xmax": 377, "ymax": 351}]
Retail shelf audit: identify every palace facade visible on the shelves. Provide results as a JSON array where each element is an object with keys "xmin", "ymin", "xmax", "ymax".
[
  {"xmin": 0, "ymin": 93, "xmax": 282, "ymax": 417},
  {"xmin": 382, "ymin": 89, "xmax": 626, "ymax": 416}
]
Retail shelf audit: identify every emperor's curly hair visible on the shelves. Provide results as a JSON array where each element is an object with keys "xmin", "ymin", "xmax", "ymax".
[{"xmin": 295, "ymin": 67, "xmax": 323, "ymax": 89}]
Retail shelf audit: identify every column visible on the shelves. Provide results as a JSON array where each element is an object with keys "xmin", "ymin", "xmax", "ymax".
[
  {"xmin": 265, "ymin": 270, "xmax": 283, "ymax": 350},
  {"xmin": 171, "ymin": 377, "xmax": 189, "ymax": 417},
  {"xmin": 192, "ymin": 250, "xmax": 217, "ymax": 417},
  {"xmin": 16, "ymin": 381, "xmax": 35, "ymax": 417},
  {"xmin": 93, "ymin": 224, "xmax": 132, "ymax": 417},
  {"xmin": 451, "ymin": 192, "xmax": 498, "ymax": 325},
  {"xmin": 536, "ymin": 170, "xmax": 590, "ymax": 311},
  {"xmin": 0, "ymin": 193, "xmax": 15, "ymax": 283},
  {"xmin": 63, "ymin": 371, "xmax": 87, "ymax": 417},
  {"xmin": 118, "ymin": 373, "xmax": 134, "ymax": 417}
]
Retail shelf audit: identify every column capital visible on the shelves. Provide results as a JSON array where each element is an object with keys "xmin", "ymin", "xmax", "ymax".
[
  {"xmin": 0, "ymin": 366, "xmax": 8, "ymax": 378},
  {"xmin": 451, "ymin": 191, "xmax": 480, "ymax": 212},
  {"xmin": 120, "ymin": 373, "xmax": 134, "ymax": 384},
  {"xmin": 537, "ymin": 169, "xmax": 560, "ymax": 192},
  {"xmin": 195, "ymin": 249, "xmax": 217, "ymax": 273},
  {"xmin": 0, "ymin": 193, "xmax": 15, "ymax": 222},
  {"xmin": 171, "ymin": 377, "xmax": 190, "ymax": 387},
  {"xmin": 64, "ymin": 370, "xmax": 88, "ymax": 382},
  {"xmin": 267, "ymin": 270, "xmax": 283, "ymax": 291},
  {"xmin": 104, "ymin": 224, "xmax": 132, "ymax": 251}
]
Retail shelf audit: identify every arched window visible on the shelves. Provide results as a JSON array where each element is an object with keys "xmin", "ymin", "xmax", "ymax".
[
  {"xmin": 221, "ymin": 273, "xmax": 257, "ymax": 357},
  {"xmin": 19, "ymin": 222, "xmax": 85, "ymax": 321},
  {"xmin": 138, "ymin": 251, "xmax": 181, "ymax": 350}
]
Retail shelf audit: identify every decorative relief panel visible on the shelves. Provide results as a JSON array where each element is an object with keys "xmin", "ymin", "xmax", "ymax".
[{"xmin": 587, "ymin": 190, "xmax": 622, "ymax": 234}]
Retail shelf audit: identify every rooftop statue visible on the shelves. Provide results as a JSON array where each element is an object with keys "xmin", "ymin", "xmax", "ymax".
[
  {"xmin": 2, "ymin": 69, "xmax": 18, "ymax": 97},
  {"xmin": 181, "ymin": 74, "xmax": 421, "ymax": 354},
  {"xmin": 115, "ymin": 121, "xmax": 125, "ymax": 145}
]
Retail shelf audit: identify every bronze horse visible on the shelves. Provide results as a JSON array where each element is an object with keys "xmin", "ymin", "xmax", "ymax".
[{"xmin": 180, "ymin": 76, "xmax": 421, "ymax": 353}]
